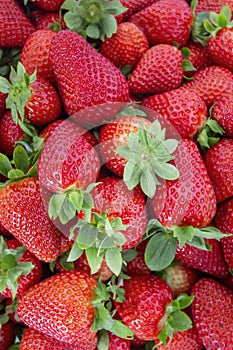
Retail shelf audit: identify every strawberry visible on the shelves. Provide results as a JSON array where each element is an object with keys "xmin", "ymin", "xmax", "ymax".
[
  {"xmin": 183, "ymin": 65, "xmax": 233, "ymax": 107},
  {"xmin": 0, "ymin": 238, "xmax": 42, "ymax": 299},
  {"xmin": 108, "ymin": 332, "xmax": 130, "ymax": 349},
  {"xmin": 49, "ymin": 30, "xmax": 129, "ymax": 123},
  {"xmin": 33, "ymin": 11, "xmax": 66, "ymax": 30},
  {"xmin": 191, "ymin": 277, "xmax": 233, "ymax": 349},
  {"xmin": 142, "ymin": 87, "xmax": 208, "ymax": 139},
  {"xmin": 194, "ymin": 0, "xmax": 233, "ymax": 15},
  {"xmin": 182, "ymin": 40, "xmax": 211, "ymax": 77},
  {"xmin": 215, "ymin": 197, "xmax": 233, "ymax": 270},
  {"xmin": 157, "ymin": 326, "xmax": 203, "ymax": 350},
  {"xmin": 20, "ymin": 29, "xmax": 57, "ymax": 84},
  {"xmin": 28, "ymin": 0, "xmax": 64, "ymax": 11},
  {"xmin": 117, "ymin": 0, "xmax": 156, "ymax": 22},
  {"xmin": 129, "ymin": 0, "xmax": 192, "ymax": 47},
  {"xmin": 0, "ymin": 222, "xmax": 12, "ymax": 237},
  {"xmin": 0, "ymin": 320, "xmax": 15, "ymax": 350},
  {"xmin": 0, "ymin": 91, "xmax": 6, "ymax": 118},
  {"xmin": 211, "ymin": 94, "xmax": 233, "ymax": 137},
  {"xmin": 0, "ymin": 111, "xmax": 25, "ymax": 156},
  {"xmin": 204, "ymin": 138, "xmax": 233, "ymax": 203},
  {"xmin": 0, "ymin": 0, "xmax": 35, "ymax": 47},
  {"xmin": 20, "ymin": 327, "xmax": 91, "ymax": 349},
  {"xmin": 128, "ymin": 44, "xmax": 183, "ymax": 95},
  {"xmin": 114, "ymin": 274, "xmax": 193, "ymax": 344},
  {"xmin": 126, "ymin": 240, "xmax": 151, "ymax": 276},
  {"xmin": 0, "ymin": 177, "xmax": 62, "ymax": 262},
  {"xmin": 100, "ymin": 22, "xmax": 149, "ymax": 68}
]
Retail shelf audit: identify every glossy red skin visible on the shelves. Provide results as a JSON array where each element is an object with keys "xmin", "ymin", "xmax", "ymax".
[
  {"xmin": 31, "ymin": 10, "xmax": 66, "ymax": 30},
  {"xmin": 28, "ymin": 0, "xmax": 64, "ymax": 11},
  {"xmin": 175, "ymin": 238, "xmax": 228, "ymax": 278},
  {"xmin": 126, "ymin": 239, "xmax": 151, "ymax": 276},
  {"xmin": 128, "ymin": 44, "xmax": 183, "ymax": 95},
  {"xmin": 215, "ymin": 197, "xmax": 233, "ymax": 270},
  {"xmin": 25, "ymin": 77, "xmax": 61, "ymax": 126},
  {"xmin": 0, "ymin": 91, "xmax": 6, "ymax": 118},
  {"xmin": 148, "ymin": 139, "xmax": 216, "ymax": 228},
  {"xmin": 208, "ymin": 28, "xmax": 233, "ymax": 72},
  {"xmin": 108, "ymin": 332, "xmax": 131, "ymax": 350},
  {"xmin": 211, "ymin": 94, "xmax": 233, "ymax": 137},
  {"xmin": 117, "ymin": 0, "xmax": 156, "ymax": 22},
  {"xmin": 0, "ymin": 221, "xmax": 12, "ymax": 237},
  {"xmin": 0, "ymin": 321, "xmax": 15, "ymax": 350},
  {"xmin": 99, "ymin": 116, "xmax": 152, "ymax": 177},
  {"xmin": 142, "ymin": 87, "xmax": 208, "ymax": 139},
  {"xmin": 49, "ymin": 30, "xmax": 129, "ymax": 122},
  {"xmin": 20, "ymin": 327, "xmax": 92, "ymax": 350},
  {"xmin": 183, "ymin": 65, "xmax": 233, "ymax": 107},
  {"xmin": 1, "ymin": 239, "xmax": 42, "ymax": 298},
  {"xmin": 0, "ymin": 111, "xmax": 25, "ymax": 156},
  {"xmin": 20, "ymin": 30, "xmax": 57, "ymax": 84},
  {"xmin": 129, "ymin": 0, "xmax": 192, "ymax": 47},
  {"xmin": 0, "ymin": 0, "xmax": 35, "ymax": 47},
  {"xmin": 157, "ymin": 326, "xmax": 202, "ymax": 350},
  {"xmin": 86, "ymin": 177, "xmax": 148, "ymax": 250},
  {"xmin": 100, "ymin": 22, "xmax": 149, "ymax": 68},
  {"xmin": 195, "ymin": 0, "xmax": 233, "ymax": 14},
  {"xmin": 191, "ymin": 278, "xmax": 233, "ymax": 349},
  {"xmin": 181, "ymin": 40, "xmax": 211, "ymax": 77},
  {"xmin": 204, "ymin": 138, "xmax": 233, "ymax": 203},
  {"xmin": 17, "ymin": 270, "xmax": 98, "ymax": 347},
  {"xmin": 114, "ymin": 274, "xmax": 173, "ymax": 340},
  {"xmin": 38, "ymin": 119, "xmax": 100, "ymax": 193},
  {"xmin": 0, "ymin": 178, "xmax": 62, "ymax": 262}
]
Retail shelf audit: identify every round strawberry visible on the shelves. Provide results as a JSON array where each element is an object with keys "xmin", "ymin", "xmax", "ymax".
[{"xmin": 0, "ymin": 111, "xmax": 24, "ymax": 156}]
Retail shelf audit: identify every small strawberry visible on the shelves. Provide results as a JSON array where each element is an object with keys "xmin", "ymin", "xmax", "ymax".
[
  {"xmin": 49, "ymin": 30, "xmax": 129, "ymax": 124},
  {"xmin": 0, "ymin": 0, "xmax": 35, "ymax": 47},
  {"xmin": 129, "ymin": 0, "xmax": 193, "ymax": 47},
  {"xmin": 142, "ymin": 87, "xmax": 208, "ymax": 139},
  {"xmin": 100, "ymin": 22, "xmax": 149, "ymax": 68},
  {"xmin": 0, "ymin": 320, "xmax": 15, "ymax": 350},
  {"xmin": 191, "ymin": 277, "xmax": 233, "ymax": 349},
  {"xmin": 128, "ymin": 44, "xmax": 183, "ymax": 95},
  {"xmin": 211, "ymin": 94, "xmax": 233, "ymax": 137},
  {"xmin": 0, "ymin": 237, "xmax": 42, "ymax": 299},
  {"xmin": 204, "ymin": 138, "xmax": 233, "ymax": 203}
]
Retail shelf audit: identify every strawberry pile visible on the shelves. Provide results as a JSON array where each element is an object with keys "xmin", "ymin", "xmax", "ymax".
[{"xmin": 1, "ymin": 0, "xmax": 233, "ymax": 349}]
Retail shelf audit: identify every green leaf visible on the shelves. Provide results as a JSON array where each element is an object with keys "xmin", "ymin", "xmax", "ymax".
[
  {"xmin": 203, "ymin": 19, "xmax": 217, "ymax": 34},
  {"xmin": 140, "ymin": 169, "xmax": 157, "ymax": 198},
  {"xmin": 181, "ymin": 47, "xmax": 191, "ymax": 59},
  {"xmin": 122, "ymin": 249, "xmax": 138, "ymax": 262},
  {"xmin": 97, "ymin": 330, "xmax": 109, "ymax": 350},
  {"xmin": 86, "ymin": 23, "xmax": 100, "ymax": 38},
  {"xmin": 188, "ymin": 236, "xmax": 211, "ymax": 250},
  {"xmin": 1, "ymin": 254, "xmax": 17, "ymax": 270},
  {"xmin": 105, "ymin": 247, "xmax": 122, "ymax": 276},
  {"xmin": 168, "ymin": 310, "xmax": 192, "ymax": 332},
  {"xmin": 222, "ymin": 5, "xmax": 232, "ymax": 22},
  {"xmin": 175, "ymin": 294, "xmax": 194, "ymax": 309},
  {"xmin": 217, "ymin": 13, "xmax": 228, "ymax": 27},
  {"xmin": 77, "ymin": 223, "xmax": 98, "ymax": 249},
  {"xmin": 0, "ymin": 153, "xmax": 12, "ymax": 177},
  {"xmin": 48, "ymin": 193, "xmax": 66, "ymax": 220},
  {"xmin": 173, "ymin": 226, "xmax": 194, "ymax": 248},
  {"xmin": 7, "ymin": 169, "xmax": 24, "ymax": 179},
  {"xmin": 0, "ymin": 76, "xmax": 11, "ymax": 93},
  {"xmin": 61, "ymin": 0, "xmax": 76, "ymax": 10},
  {"xmin": 86, "ymin": 247, "xmax": 103, "ymax": 274},
  {"xmin": 182, "ymin": 59, "xmax": 197, "ymax": 72},
  {"xmin": 68, "ymin": 191, "xmax": 83, "ymax": 212},
  {"xmin": 13, "ymin": 145, "xmax": 29, "ymax": 173},
  {"xmin": 101, "ymin": 13, "xmax": 117, "ymax": 38},
  {"xmin": 0, "ymin": 313, "xmax": 9, "ymax": 326},
  {"xmin": 67, "ymin": 242, "xmax": 83, "ymax": 262},
  {"xmin": 110, "ymin": 319, "xmax": 134, "ymax": 339},
  {"xmin": 0, "ymin": 274, "xmax": 8, "ymax": 294}
]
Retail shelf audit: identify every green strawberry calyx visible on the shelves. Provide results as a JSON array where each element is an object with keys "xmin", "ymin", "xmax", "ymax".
[
  {"xmin": 115, "ymin": 119, "xmax": 180, "ymax": 198},
  {"xmin": 0, "ymin": 48, "xmax": 21, "ymax": 79},
  {"xmin": 67, "ymin": 211, "xmax": 128, "ymax": 276},
  {"xmin": 62, "ymin": 0, "xmax": 127, "ymax": 41},
  {"xmin": 197, "ymin": 117, "xmax": 225, "ymax": 151},
  {"xmin": 144, "ymin": 219, "xmax": 232, "ymax": 271},
  {"xmin": 0, "ymin": 237, "xmax": 34, "ymax": 299}
]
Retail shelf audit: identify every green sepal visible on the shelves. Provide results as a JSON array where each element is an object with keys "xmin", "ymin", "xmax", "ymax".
[
  {"xmin": 0, "ymin": 314, "xmax": 9, "ymax": 326},
  {"xmin": 197, "ymin": 118, "xmax": 225, "ymax": 151},
  {"xmin": 13, "ymin": 145, "xmax": 29, "ymax": 173},
  {"xmin": 0, "ymin": 48, "xmax": 21, "ymax": 79},
  {"xmin": 0, "ymin": 153, "xmax": 13, "ymax": 177},
  {"xmin": 105, "ymin": 247, "xmax": 122, "ymax": 276},
  {"xmin": 67, "ymin": 241, "xmax": 83, "ymax": 262},
  {"xmin": 7, "ymin": 169, "xmax": 25, "ymax": 180},
  {"xmin": 86, "ymin": 247, "xmax": 104, "ymax": 274},
  {"xmin": 97, "ymin": 329, "xmax": 109, "ymax": 350},
  {"xmin": 7, "ymin": 344, "xmax": 20, "ymax": 350}
]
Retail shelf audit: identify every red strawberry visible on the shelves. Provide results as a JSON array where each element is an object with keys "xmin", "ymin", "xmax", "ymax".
[
  {"xmin": 117, "ymin": 0, "xmax": 156, "ymax": 22},
  {"xmin": 33, "ymin": 11, "xmax": 66, "ymax": 30},
  {"xmin": 0, "ymin": 221, "xmax": 12, "ymax": 237},
  {"xmin": 157, "ymin": 326, "xmax": 203, "ymax": 350},
  {"xmin": 126, "ymin": 240, "xmax": 151, "ymax": 276},
  {"xmin": 0, "ymin": 177, "xmax": 62, "ymax": 262},
  {"xmin": 0, "ymin": 0, "xmax": 35, "ymax": 47},
  {"xmin": 191, "ymin": 277, "xmax": 233, "ymax": 349},
  {"xmin": 128, "ymin": 44, "xmax": 183, "ymax": 95},
  {"xmin": 108, "ymin": 332, "xmax": 130, "ymax": 349},
  {"xmin": 181, "ymin": 40, "xmax": 211, "ymax": 77},
  {"xmin": 129, "ymin": 0, "xmax": 192, "ymax": 47},
  {"xmin": 211, "ymin": 94, "xmax": 233, "ymax": 137},
  {"xmin": 0, "ymin": 238, "xmax": 42, "ymax": 299},
  {"xmin": 100, "ymin": 22, "xmax": 149, "ymax": 68},
  {"xmin": 204, "ymin": 138, "xmax": 233, "ymax": 203},
  {"xmin": 142, "ymin": 87, "xmax": 208, "ymax": 139},
  {"xmin": 49, "ymin": 30, "xmax": 129, "ymax": 122},
  {"xmin": 194, "ymin": 0, "xmax": 233, "ymax": 15},
  {"xmin": 20, "ymin": 29, "xmax": 57, "ymax": 84},
  {"xmin": 0, "ymin": 321, "xmax": 15, "ymax": 350},
  {"xmin": 183, "ymin": 65, "xmax": 233, "ymax": 107},
  {"xmin": 28, "ymin": 0, "xmax": 64, "ymax": 11},
  {"xmin": 0, "ymin": 91, "xmax": 6, "ymax": 118},
  {"xmin": 0, "ymin": 111, "xmax": 24, "ymax": 156}
]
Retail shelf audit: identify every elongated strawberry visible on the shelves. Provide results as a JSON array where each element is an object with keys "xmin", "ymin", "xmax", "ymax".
[
  {"xmin": 0, "ymin": 111, "xmax": 25, "ymax": 156},
  {"xmin": 0, "ymin": 0, "xmax": 35, "ymax": 47},
  {"xmin": 129, "ymin": 0, "xmax": 192, "ymax": 47},
  {"xmin": 0, "ymin": 320, "xmax": 15, "ymax": 350},
  {"xmin": 204, "ymin": 138, "xmax": 233, "ymax": 203},
  {"xmin": 142, "ymin": 88, "xmax": 208, "ymax": 139},
  {"xmin": 211, "ymin": 94, "xmax": 233, "ymax": 137},
  {"xmin": 0, "ymin": 178, "xmax": 62, "ymax": 262},
  {"xmin": 191, "ymin": 277, "xmax": 233, "ymax": 349},
  {"xmin": 49, "ymin": 30, "xmax": 129, "ymax": 124},
  {"xmin": 128, "ymin": 44, "xmax": 183, "ymax": 95}
]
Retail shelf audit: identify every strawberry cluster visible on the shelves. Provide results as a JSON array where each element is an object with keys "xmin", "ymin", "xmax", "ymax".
[{"xmin": 0, "ymin": 0, "xmax": 233, "ymax": 349}]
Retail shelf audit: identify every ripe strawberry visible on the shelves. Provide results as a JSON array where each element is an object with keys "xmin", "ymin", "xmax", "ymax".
[
  {"xmin": 191, "ymin": 277, "xmax": 233, "ymax": 349},
  {"xmin": 0, "ymin": 238, "xmax": 42, "ymax": 299},
  {"xmin": 0, "ymin": 91, "xmax": 6, "ymax": 118},
  {"xmin": 0, "ymin": 221, "xmax": 12, "ymax": 237},
  {"xmin": 20, "ymin": 29, "xmax": 57, "ymax": 84},
  {"xmin": 0, "ymin": 177, "xmax": 62, "ymax": 262},
  {"xmin": 0, "ymin": 321, "xmax": 15, "ymax": 350},
  {"xmin": 204, "ymin": 138, "xmax": 233, "ymax": 203},
  {"xmin": 126, "ymin": 240, "xmax": 151, "ymax": 276},
  {"xmin": 49, "ymin": 30, "xmax": 129, "ymax": 122},
  {"xmin": 142, "ymin": 87, "xmax": 208, "ymax": 139},
  {"xmin": 28, "ymin": 0, "xmax": 64, "ymax": 11},
  {"xmin": 183, "ymin": 65, "xmax": 233, "ymax": 107},
  {"xmin": 128, "ymin": 44, "xmax": 183, "ymax": 95},
  {"xmin": 0, "ymin": 0, "xmax": 35, "ymax": 47},
  {"xmin": 20, "ymin": 327, "xmax": 92, "ymax": 350},
  {"xmin": 194, "ymin": 0, "xmax": 233, "ymax": 15},
  {"xmin": 0, "ymin": 111, "xmax": 24, "ymax": 156},
  {"xmin": 108, "ymin": 332, "xmax": 130, "ymax": 349},
  {"xmin": 129, "ymin": 0, "xmax": 192, "ymax": 47},
  {"xmin": 157, "ymin": 326, "xmax": 203, "ymax": 350},
  {"xmin": 117, "ymin": 0, "xmax": 156, "ymax": 22},
  {"xmin": 211, "ymin": 94, "xmax": 233, "ymax": 137},
  {"xmin": 100, "ymin": 22, "xmax": 149, "ymax": 68},
  {"xmin": 183, "ymin": 40, "xmax": 211, "ymax": 77},
  {"xmin": 33, "ymin": 11, "xmax": 66, "ymax": 30}
]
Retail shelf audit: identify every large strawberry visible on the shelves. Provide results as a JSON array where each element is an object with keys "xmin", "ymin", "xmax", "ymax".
[
  {"xmin": 191, "ymin": 278, "xmax": 233, "ymax": 349},
  {"xmin": 0, "ymin": 0, "xmax": 35, "ymax": 47},
  {"xmin": 129, "ymin": 0, "xmax": 192, "ymax": 47}
]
